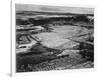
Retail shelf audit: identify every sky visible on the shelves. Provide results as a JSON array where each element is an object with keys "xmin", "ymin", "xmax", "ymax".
[{"xmin": 16, "ymin": 4, "xmax": 94, "ymax": 14}]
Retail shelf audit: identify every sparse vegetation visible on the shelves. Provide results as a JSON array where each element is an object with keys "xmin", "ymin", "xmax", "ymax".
[{"xmin": 16, "ymin": 10, "xmax": 94, "ymax": 72}]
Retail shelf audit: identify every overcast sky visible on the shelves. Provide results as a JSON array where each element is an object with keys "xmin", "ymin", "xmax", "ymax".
[{"xmin": 16, "ymin": 4, "xmax": 94, "ymax": 14}]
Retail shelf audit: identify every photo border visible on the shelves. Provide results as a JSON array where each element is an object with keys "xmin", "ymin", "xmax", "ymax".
[{"xmin": 11, "ymin": 0, "xmax": 96, "ymax": 77}]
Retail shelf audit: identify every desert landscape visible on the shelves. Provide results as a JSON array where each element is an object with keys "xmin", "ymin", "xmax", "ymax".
[{"xmin": 16, "ymin": 4, "xmax": 94, "ymax": 72}]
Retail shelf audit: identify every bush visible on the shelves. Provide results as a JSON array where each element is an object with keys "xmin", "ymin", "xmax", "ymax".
[{"xmin": 73, "ymin": 15, "xmax": 89, "ymax": 23}]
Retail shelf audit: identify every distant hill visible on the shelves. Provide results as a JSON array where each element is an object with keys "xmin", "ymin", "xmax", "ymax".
[{"xmin": 16, "ymin": 11, "xmax": 94, "ymax": 16}]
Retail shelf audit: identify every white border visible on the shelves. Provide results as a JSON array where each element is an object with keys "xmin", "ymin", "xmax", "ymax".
[
  {"xmin": 12, "ymin": 0, "xmax": 96, "ymax": 77},
  {"xmin": 11, "ymin": 1, "xmax": 16, "ymax": 76}
]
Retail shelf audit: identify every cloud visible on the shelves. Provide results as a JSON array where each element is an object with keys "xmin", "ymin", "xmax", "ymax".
[{"xmin": 16, "ymin": 4, "xmax": 94, "ymax": 14}]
